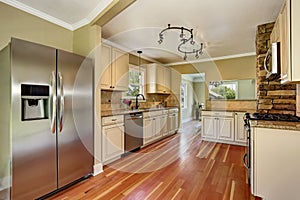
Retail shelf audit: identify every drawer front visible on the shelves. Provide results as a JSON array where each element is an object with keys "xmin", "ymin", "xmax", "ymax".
[
  {"xmin": 168, "ymin": 108, "xmax": 179, "ymax": 114},
  {"xmin": 202, "ymin": 111, "xmax": 233, "ymax": 117},
  {"xmin": 143, "ymin": 110, "xmax": 164, "ymax": 118},
  {"xmin": 102, "ymin": 115, "xmax": 124, "ymax": 126}
]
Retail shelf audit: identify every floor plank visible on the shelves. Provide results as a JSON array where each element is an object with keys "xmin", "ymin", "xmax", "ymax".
[{"xmin": 46, "ymin": 120, "xmax": 260, "ymax": 200}]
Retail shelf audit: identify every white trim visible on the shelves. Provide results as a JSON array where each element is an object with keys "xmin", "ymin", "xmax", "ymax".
[
  {"xmin": 93, "ymin": 163, "xmax": 103, "ymax": 176},
  {"xmin": 0, "ymin": 176, "xmax": 10, "ymax": 191},
  {"xmin": 102, "ymin": 39, "xmax": 162, "ymax": 64},
  {"xmin": 1, "ymin": 0, "xmax": 114, "ymax": 31},
  {"xmin": 72, "ymin": 0, "xmax": 114, "ymax": 30},
  {"xmin": 164, "ymin": 52, "xmax": 256, "ymax": 66}
]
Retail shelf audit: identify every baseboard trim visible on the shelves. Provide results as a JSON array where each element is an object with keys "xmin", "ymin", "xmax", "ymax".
[{"xmin": 93, "ymin": 163, "xmax": 103, "ymax": 176}]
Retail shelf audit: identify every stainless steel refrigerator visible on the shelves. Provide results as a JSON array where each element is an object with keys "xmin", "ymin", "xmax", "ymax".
[{"xmin": 0, "ymin": 38, "xmax": 94, "ymax": 200}]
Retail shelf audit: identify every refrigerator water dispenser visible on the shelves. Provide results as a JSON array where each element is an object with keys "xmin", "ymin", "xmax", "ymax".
[{"xmin": 21, "ymin": 84, "xmax": 49, "ymax": 121}]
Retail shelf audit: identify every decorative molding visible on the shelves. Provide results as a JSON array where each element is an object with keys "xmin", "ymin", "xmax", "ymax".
[
  {"xmin": 102, "ymin": 39, "xmax": 162, "ymax": 64},
  {"xmin": 164, "ymin": 52, "xmax": 256, "ymax": 66},
  {"xmin": 1, "ymin": 0, "xmax": 114, "ymax": 31}
]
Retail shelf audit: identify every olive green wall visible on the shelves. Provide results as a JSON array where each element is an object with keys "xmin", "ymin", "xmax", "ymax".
[
  {"xmin": 170, "ymin": 55, "xmax": 256, "ymax": 81},
  {"xmin": 0, "ymin": 3, "xmax": 73, "ymax": 51}
]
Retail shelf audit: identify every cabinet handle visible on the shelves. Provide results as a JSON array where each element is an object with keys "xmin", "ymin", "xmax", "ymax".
[{"xmin": 111, "ymin": 119, "xmax": 117, "ymax": 121}]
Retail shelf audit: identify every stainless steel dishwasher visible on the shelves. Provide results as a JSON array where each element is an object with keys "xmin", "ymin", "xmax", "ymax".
[{"xmin": 124, "ymin": 112, "xmax": 143, "ymax": 152}]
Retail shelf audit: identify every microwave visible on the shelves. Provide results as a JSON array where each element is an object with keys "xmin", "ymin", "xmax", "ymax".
[{"xmin": 264, "ymin": 42, "xmax": 281, "ymax": 80}]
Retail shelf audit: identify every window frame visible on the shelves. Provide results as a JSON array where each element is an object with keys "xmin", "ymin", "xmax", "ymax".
[{"xmin": 123, "ymin": 64, "xmax": 146, "ymax": 100}]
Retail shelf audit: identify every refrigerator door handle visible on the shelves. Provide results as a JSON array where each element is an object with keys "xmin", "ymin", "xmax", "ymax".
[
  {"xmin": 58, "ymin": 72, "xmax": 64, "ymax": 132},
  {"xmin": 50, "ymin": 71, "xmax": 56, "ymax": 133}
]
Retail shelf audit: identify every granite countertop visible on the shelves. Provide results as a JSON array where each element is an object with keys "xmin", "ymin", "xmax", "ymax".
[
  {"xmin": 101, "ymin": 106, "xmax": 179, "ymax": 117},
  {"xmin": 250, "ymin": 120, "xmax": 300, "ymax": 131}
]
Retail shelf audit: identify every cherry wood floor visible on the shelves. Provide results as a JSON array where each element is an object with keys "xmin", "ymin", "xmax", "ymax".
[{"xmin": 47, "ymin": 121, "xmax": 260, "ymax": 200}]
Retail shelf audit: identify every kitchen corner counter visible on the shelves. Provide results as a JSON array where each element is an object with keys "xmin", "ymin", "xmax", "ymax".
[
  {"xmin": 250, "ymin": 120, "xmax": 300, "ymax": 131},
  {"xmin": 101, "ymin": 107, "xmax": 179, "ymax": 117}
]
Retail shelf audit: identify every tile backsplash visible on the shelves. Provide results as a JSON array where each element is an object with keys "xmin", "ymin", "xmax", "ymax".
[{"xmin": 101, "ymin": 90, "xmax": 179, "ymax": 111}]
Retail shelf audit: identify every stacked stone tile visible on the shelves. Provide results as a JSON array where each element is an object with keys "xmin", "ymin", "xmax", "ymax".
[{"xmin": 256, "ymin": 23, "xmax": 296, "ymax": 115}]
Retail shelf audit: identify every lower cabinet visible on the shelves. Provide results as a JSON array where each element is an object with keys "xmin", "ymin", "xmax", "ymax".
[
  {"xmin": 251, "ymin": 127, "xmax": 300, "ymax": 200},
  {"xmin": 234, "ymin": 112, "xmax": 247, "ymax": 144},
  {"xmin": 201, "ymin": 111, "xmax": 246, "ymax": 145},
  {"xmin": 202, "ymin": 116, "xmax": 234, "ymax": 141},
  {"xmin": 168, "ymin": 108, "xmax": 179, "ymax": 134},
  {"xmin": 143, "ymin": 109, "xmax": 177, "ymax": 145},
  {"xmin": 102, "ymin": 115, "xmax": 124, "ymax": 164}
]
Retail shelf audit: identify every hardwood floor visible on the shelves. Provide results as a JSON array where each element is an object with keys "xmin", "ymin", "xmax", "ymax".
[{"xmin": 47, "ymin": 121, "xmax": 260, "ymax": 200}]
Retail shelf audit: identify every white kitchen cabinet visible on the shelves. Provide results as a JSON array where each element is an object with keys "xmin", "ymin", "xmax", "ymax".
[
  {"xmin": 100, "ymin": 43, "xmax": 129, "ymax": 90},
  {"xmin": 201, "ymin": 111, "xmax": 245, "ymax": 145},
  {"xmin": 202, "ymin": 116, "xmax": 217, "ymax": 139},
  {"xmin": 234, "ymin": 112, "xmax": 247, "ymax": 144},
  {"xmin": 217, "ymin": 117, "xmax": 234, "ymax": 141},
  {"xmin": 279, "ymin": 0, "xmax": 300, "ymax": 83},
  {"xmin": 146, "ymin": 63, "xmax": 171, "ymax": 94},
  {"xmin": 143, "ymin": 109, "xmax": 172, "ymax": 145},
  {"xmin": 102, "ymin": 115, "xmax": 124, "ymax": 164},
  {"xmin": 168, "ymin": 108, "xmax": 179, "ymax": 135},
  {"xmin": 251, "ymin": 127, "xmax": 300, "ymax": 200}
]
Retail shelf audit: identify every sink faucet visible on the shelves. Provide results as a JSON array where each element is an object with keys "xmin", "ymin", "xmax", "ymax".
[{"xmin": 135, "ymin": 94, "xmax": 145, "ymax": 109}]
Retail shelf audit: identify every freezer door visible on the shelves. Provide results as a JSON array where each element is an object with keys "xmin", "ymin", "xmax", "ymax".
[
  {"xmin": 11, "ymin": 38, "xmax": 57, "ymax": 200},
  {"xmin": 57, "ymin": 50, "xmax": 94, "ymax": 188}
]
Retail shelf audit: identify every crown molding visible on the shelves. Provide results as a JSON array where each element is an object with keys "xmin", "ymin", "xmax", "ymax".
[
  {"xmin": 1, "ymin": 0, "xmax": 114, "ymax": 31},
  {"xmin": 72, "ymin": 0, "xmax": 114, "ymax": 30},
  {"xmin": 164, "ymin": 52, "xmax": 256, "ymax": 66},
  {"xmin": 102, "ymin": 39, "xmax": 162, "ymax": 64}
]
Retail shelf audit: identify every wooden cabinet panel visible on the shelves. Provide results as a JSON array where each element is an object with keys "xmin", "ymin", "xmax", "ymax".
[
  {"xmin": 218, "ymin": 118, "xmax": 234, "ymax": 141},
  {"xmin": 102, "ymin": 124, "xmax": 124, "ymax": 163},
  {"xmin": 146, "ymin": 63, "xmax": 171, "ymax": 94},
  {"xmin": 252, "ymin": 127, "xmax": 300, "ymax": 199},
  {"xmin": 202, "ymin": 116, "xmax": 216, "ymax": 139},
  {"xmin": 234, "ymin": 112, "xmax": 247, "ymax": 144},
  {"xmin": 100, "ymin": 43, "xmax": 129, "ymax": 90}
]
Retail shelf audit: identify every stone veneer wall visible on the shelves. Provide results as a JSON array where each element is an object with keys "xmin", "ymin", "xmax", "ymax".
[{"xmin": 256, "ymin": 23, "xmax": 296, "ymax": 115}]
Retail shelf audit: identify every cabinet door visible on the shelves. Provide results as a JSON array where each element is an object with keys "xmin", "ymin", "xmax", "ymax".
[
  {"xmin": 100, "ymin": 44, "xmax": 112, "ymax": 89},
  {"xmin": 218, "ymin": 117, "xmax": 234, "ymax": 141},
  {"xmin": 161, "ymin": 115, "xmax": 168, "ymax": 136},
  {"xmin": 112, "ymin": 48, "xmax": 129, "ymax": 91},
  {"xmin": 154, "ymin": 117, "xmax": 162, "ymax": 138},
  {"xmin": 143, "ymin": 118, "xmax": 153, "ymax": 143},
  {"xmin": 280, "ymin": 0, "xmax": 291, "ymax": 83},
  {"xmin": 102, "ymin": 124, "xmax": 124, "ymax": 162},
  {"xmin": 164, "ymin": 68, "xmax": 171, "ymax": 93},
  {"xmin": 202, "ymin": 116, "xmax": 216, "ymax": 139},
  {"xmin": 156, "ymin": 65, "xmax": 165, "ymax": 93},
  {"xmin": 234, "ymin": 112, "xmax": 247, "ymax": 144}
]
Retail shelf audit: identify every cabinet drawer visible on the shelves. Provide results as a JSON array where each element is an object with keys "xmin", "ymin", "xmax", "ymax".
[
  {"xmin": 143, "ymin": 110, "xmax": 164, "ymax": 118},
  {"xmin": 168, "ymin": 108, "xmax": 178, "ymax": 114},
  {"xmin": 102, "ymin": 115, "xmax": 124, "ymax": 126},
  {"xmin": 202, "ymin": 111, "xmax": 233, "ymax": 117}
]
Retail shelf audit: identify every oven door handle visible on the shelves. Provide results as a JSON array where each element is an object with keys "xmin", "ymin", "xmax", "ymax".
[{"xmin": 243, "ymin": 153, "xmax": 249, "ymax": 169}]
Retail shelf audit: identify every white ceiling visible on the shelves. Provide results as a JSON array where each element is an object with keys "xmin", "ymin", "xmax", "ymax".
[
  {"xmin": 2, "ymin": 0, "xmax": 284, "ymax": 64},
  {"xmin": 102, "ymin": 0, "xmax": 284, "ymax": 64},
  {"xmin": 2, "ymin": 0, "xmax": 114, "ymax": 30}
]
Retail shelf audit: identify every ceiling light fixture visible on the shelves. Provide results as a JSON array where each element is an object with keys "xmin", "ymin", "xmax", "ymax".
[{"xmin": 158, "ymin": 24, "xmax": 204, "ymax": 60}]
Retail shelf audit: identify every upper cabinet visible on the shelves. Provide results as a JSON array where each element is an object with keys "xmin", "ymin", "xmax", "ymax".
[
  {"xmin": 100, "ymin": 43, "xmax": 129, "ymax": 91},
  {"xmin": 146, "ymin": 63, "xmax": 171, "ymax": 94},
  {"xmin": 279, "ymin": 0, "xmax": 300, "ymax": 83}
]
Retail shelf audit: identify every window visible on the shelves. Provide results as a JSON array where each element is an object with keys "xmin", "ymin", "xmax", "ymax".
[
  {"xmin": 208, "ymin": 81, "xmax": 237, "ymax": 100},
  {"xmin": 181, "ymin": 81, "xmax": 188, "ymax": 109},
  {"xmin": 123, "ymin": 64, "xmax": 145, "ymax": 99}
]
